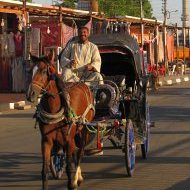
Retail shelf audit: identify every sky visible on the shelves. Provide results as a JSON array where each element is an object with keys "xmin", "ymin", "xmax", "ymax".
[
  {"xmin": 150, "ymin": 0, "xmax": 188, "ymax": 27},
  {"xmin": 33, "ymin": 0, "xmax": 189, "ymax": 27}
]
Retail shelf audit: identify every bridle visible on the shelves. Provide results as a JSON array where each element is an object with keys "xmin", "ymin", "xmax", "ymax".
[
  {"xmin": 32, "ymin": 80, "xmax": 51, "ymax": 95},
  {"xmin": 31, "ymin": 63, "xmax": 66, "ymax": 125},
  {"xmin": 31, "ymin": 64, "xmax": 56, "ymax": 97}
]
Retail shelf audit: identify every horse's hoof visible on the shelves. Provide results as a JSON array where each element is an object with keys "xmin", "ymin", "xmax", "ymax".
[
  {"xmin": 69, "ymin": 187, "xmax": 78, "ymax": 190},
  {"xmin": 77, "ymin": 178, "xmax": 84, "ymax": 186},
  {"xmin": 68, "ymin": 184, "xmax": 78, "ymax": 190}
]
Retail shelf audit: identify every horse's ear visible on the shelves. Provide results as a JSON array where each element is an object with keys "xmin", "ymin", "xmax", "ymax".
[
  {"xmin": 48, "ymin": 65, "xmax": 56, "ymax": 74},
  {"xmin": 46, "ymin": 49, "xmax": 55, "ymax": 64}
]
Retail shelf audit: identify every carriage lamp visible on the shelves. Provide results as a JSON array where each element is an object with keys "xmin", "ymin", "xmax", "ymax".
[
  {"xmin": 121, "ymin": 78, "xmax": 125, "ymax": 86},
  {"xmin": 1, "ymin": 19, "xmax": 4, "ymax": 27}
]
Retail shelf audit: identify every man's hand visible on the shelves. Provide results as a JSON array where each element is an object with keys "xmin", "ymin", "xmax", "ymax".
[
  {"xmin": 69, "ymin": 60, "xmax": 77, "ymax": 69},
  {"xmin": 85, "ymin": 64, "xmax": 96, "ymax": 71}
]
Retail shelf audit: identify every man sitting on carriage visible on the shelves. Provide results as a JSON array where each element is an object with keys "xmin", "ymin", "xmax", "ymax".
[
  {"xmin": 60, "ymin": 26, "xmax": 104, "ymax": 86},
  {"xmin": 59, "ymin": 26, "xmax": 123, "ymax": 120}
]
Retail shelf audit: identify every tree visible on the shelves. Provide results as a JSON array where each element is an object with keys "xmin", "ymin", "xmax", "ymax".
[
  {"xmin": 99, "ymin": 0, "xmax": 153, "ymax": 19},
  {"xmin": 60, "ymin": 0, "xmax": 76, "ymax": 8}
]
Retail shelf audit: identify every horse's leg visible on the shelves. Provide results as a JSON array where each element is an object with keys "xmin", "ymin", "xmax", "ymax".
[
  {"xmin": 72, "ymin": 131, "xmax": 86, "ymax": 187},
  {"xmin": 75, "ymin": 147, "xmax": 84, "ymax": 186},
  {"xmin": 41, "ymin": 140, "xmax": 52, "ymax": 190},
  {"xmin": 66, "ymin": 140, "xmax": 76, "ymax": 190}
]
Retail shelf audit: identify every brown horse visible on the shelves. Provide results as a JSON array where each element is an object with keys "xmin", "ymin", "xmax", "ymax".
[{"xmin": 26, "ymin": 54, "xmax": 95, "ymax": 190}]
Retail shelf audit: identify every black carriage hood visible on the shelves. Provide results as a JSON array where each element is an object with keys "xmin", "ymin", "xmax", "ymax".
[{"xmin": 89, "ymin": 33, "xmax": 143, "ymax": 78}]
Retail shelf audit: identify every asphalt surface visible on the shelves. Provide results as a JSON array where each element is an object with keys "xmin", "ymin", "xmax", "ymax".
[{"xmin": 0, "ymin": 82, "xmax": 190, "ymax": 190}]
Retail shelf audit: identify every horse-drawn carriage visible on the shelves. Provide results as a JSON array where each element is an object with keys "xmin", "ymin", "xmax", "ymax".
[{"xmin": 27, "ymin": 33, "xmax": 150, "ymax": 190}]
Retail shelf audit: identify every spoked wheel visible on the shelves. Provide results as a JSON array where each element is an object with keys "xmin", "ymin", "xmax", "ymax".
[
  {"xmin": 50, "ymin": 147, "xmax": 65, "ymax": 179},
  {"xmin": 124, "ymin": 119, "xmax": 136, "ymax": 177},
  {"xmin": 141, "ymin": 102, "xmax": 150, "ymax": 159}
]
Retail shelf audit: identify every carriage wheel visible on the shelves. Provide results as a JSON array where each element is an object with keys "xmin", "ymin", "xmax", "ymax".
[
  {"xmin": 141, "ymin": 102, "xmax": 150, "ymax": 159},
  {"xmin": 124, "ymin": 119, "xmax": 135, "ymax": 177},
  {"xmin": 50, "ymin": 147, "xmax": 65, "ymax": 179}
]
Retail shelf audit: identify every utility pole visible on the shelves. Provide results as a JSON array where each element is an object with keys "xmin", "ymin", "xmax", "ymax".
[
  {"xmin": 182, "ymin": 0, "xmax": 189, "ymax": 28},
  {"xmin": 140, "ymin": 0, "xmax": 145, "ymax": 75},
  {"xmin": 181, "ymin": 0, "xmax": 189, "ymax": 74},
  {"xmin": 140, "ymin": 0, "xmax": 144, "ymax": 48},
  {"xmin": 162, "ymin": 0, "xmax": 168, "ymax": 75},
  {"xmin": 22, "ymin": 0, "xmax": 27, "ymax": 60}
]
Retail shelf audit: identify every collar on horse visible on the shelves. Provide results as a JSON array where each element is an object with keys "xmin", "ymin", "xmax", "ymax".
[{"xmin": 34, "ymin": 104, "xmax": 65, "ymax": 125}]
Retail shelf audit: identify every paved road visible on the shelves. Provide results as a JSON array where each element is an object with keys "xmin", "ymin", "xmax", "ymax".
[{"xmin": 1, "ymin": 83, "xmax": 190, "ymax": 190}]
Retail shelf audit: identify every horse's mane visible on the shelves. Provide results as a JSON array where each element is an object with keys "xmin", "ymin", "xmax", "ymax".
[
  {"xmin": 31, "ymin": 55, "xmax": 50, "ymax": 65},
  {"xmin": 54, "ymin": 74, "xmax": 69, "ymax": 114}
]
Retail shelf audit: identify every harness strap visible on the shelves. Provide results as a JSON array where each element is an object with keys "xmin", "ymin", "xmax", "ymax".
[{"xmin": 81, "ymin": 103, "xmax": 95, "ymax": 122}]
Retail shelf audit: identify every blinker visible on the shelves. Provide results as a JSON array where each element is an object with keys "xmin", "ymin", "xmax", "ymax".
[{"xmin": 48, "ymin": 74, "xmax": 56, "ymax": 81}]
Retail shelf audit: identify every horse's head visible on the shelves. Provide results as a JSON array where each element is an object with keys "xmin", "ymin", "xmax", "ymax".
[{"xmin": 26, "ymin": 53, "xmax": 56, "ymax": 103}]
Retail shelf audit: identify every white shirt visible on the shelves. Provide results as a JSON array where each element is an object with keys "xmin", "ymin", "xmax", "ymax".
[{"xmin": 60, "ymin": 40, "xmax": 101, "ymax": 73}]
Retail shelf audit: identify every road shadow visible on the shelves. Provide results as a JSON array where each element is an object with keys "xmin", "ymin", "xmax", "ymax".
[
  {"xmin": 149, "ymin": 87, "xmax": 190, "ymax": 96},
  {"xmin": 138, "ymin": 156, "xmax": 190, "ymax": 164},
  {"xmin": 150, "ymin": 106, "xmax": 190, "ymax": 122},
  {"xmin": 166, "ymin": 178, "xmax": 190, "ymax": 190},
  {"xmin": 151, "ymin": 130, "xmax": 190, "ymax": 134},
  {"xmin": 82, "ymin": 155, "xmax": 130, "ymax": 180},
  {"xmin": 0, "ymin": 152, "xmax": 41, "ymax": 182}
]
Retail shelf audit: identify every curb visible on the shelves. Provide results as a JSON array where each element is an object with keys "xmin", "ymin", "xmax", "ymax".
[
  {"xmin": 0, "ymin": 103, "xmax": 10, "ymax": 112},
  {"xmin": 159, "ymin": 75, "xmax": 190, "ymax": 86},
  {"xmin": 0, "ymin": 101, "xmax": 32, "ymax": 112}
]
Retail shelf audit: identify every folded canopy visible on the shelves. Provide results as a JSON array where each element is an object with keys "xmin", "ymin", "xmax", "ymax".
[{"xmin": 89, "ymin": 33, "xmax": 143, "ymax": 80}]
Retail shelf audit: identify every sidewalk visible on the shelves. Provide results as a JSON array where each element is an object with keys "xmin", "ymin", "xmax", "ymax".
[
  {"xmin": 158, "ymin": 73, "xmax": 190, "ymax": 86},
  {"xmin": 0, "ymin": 93, "xmax": 27, "ymax": 112}
]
